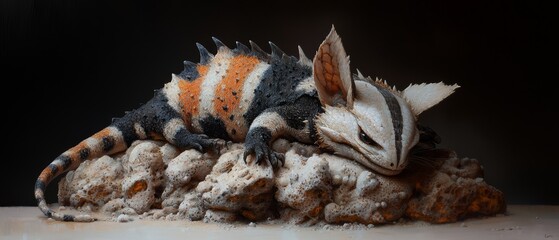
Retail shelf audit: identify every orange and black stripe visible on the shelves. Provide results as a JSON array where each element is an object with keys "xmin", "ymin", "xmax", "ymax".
[
  {"xmin": 35, "ymin": 91, "xmax": 184, "ymax": 221},
  {"xmin": 35, "ymin": 126, "xmax": 126, "ymax": 221},
  {"xmin": 36, "ymin": 39, "xmax": 317, "ymax": 221},
  {"xmin": 213, "ymin": 55, "xmax": 260, "ymax": 140}
]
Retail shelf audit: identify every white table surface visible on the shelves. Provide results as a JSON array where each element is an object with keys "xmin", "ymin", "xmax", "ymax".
[{"xmin": 1, "ymin": 205, "xmax": 557, "ymax": 240}]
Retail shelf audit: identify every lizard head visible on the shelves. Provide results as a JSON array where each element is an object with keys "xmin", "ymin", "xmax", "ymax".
[{"xmin": 313, "ymin": 26, "xmax": 459, "ymax": 176}]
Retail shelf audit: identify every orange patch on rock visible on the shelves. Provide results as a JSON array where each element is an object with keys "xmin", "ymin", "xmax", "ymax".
[
  {"xmin": 178, "ymin": 65, "xmax": 208, "ymax": 125},
  {"xmin": 126, "ymin": 180, "xmax": 148, "ymax": 198},
  {"xmin": 213, "ymin": 55, "xmax": 259, "ymax": 135}
]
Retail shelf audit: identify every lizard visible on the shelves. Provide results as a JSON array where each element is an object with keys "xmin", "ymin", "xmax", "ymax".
[{"xmin": 35, "ymin": 26, "xmax": 459, "ymax": 222}]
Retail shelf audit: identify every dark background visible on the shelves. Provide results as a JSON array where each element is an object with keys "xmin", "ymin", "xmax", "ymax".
[{"xmin": 2, "ymin": 0, "xmax": 557, "ymax": 206}]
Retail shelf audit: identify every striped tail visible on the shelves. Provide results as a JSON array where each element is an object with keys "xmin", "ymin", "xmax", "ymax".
[{"xmin": 35, "ymin": 126, "xmax": 130, "ymax": 222}]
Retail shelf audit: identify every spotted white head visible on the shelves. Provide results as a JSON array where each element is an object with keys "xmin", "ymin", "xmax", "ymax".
[{"xmin": 313, "ymin": 27, "xmax": 459, "ymax": 175}]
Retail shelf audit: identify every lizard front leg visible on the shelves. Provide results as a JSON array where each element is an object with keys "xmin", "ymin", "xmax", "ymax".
[
  {"xmin": 243, "ymin": 111, "xmax": 288, "ymax": 167},
  {"xmin": 243, "ymin": 97, "xmax": 320, "ymax": 167}
]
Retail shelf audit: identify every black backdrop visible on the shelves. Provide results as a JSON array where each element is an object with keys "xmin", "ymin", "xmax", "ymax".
[{"xmin": 2, "ymin": 0, "xmax": 557, "ymax": 206}]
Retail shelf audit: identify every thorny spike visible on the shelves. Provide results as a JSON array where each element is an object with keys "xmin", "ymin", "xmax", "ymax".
[
  {"xmin": 359, "ymin": 75, "xmax": 375, "ymax": 85},
  {"xmin": 269, "ymin": 41, "xmax": 284, "ymax": 58},
  {"xmin": 196, "ymin": 43, "xmax": 213, "ymax": 64},
  {"xmin": 297, "ymin": 45, "xmax": 312, "ymax": 66},
  {"xmin": 212, "ymin": 37, "xmax": 229, "ymax": 51},
  {"xmin": 281, "ymin": 53, "xmax": 296, "ymax": 62},
  {"xmin": 249, "ymin": 40, "xmax": 269, "ymax": 60},
  {"xmin": 235, "ymin": 41, "xmax": 250, "ymax": 54},
  {"xmin": 183, "ymin": 60, "xmax": 196, "ymax": 67},
  {"xmin": 356, "ymin": 69, "xmax": 365, "ymax": 79}
]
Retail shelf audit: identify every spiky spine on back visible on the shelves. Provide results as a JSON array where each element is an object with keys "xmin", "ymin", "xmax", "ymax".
[
  {"xmin": 354, "ymin": 75, "xmax": 403, "ymax": 98},
  {"xmin": 175, "ymin": 39, "xmax": 317, "ymax": 140}
]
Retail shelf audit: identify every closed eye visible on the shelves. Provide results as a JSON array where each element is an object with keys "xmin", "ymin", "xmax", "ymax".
[{"xmin": 359, "ymin": 128, "xmax": 381, "ymax": 149}]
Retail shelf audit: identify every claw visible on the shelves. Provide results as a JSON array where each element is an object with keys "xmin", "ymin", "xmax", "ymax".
[
  {"xmin": 273, "ymin": 152, "xmax": 285, "ymax": 168},
  {"xmin": 193, "ymin": 143, "xmax": 203, "ymax": 152},
  {"xmin": 276, "ymin": 152, "xmax": 285, "ymax": 167},
  {"xmin": 243, "ymin": 141, "xmax": 286, "ymax": 168},
  {"xmin": 243, "ymin": 150, "xmax": 250, "ymax": 164},
  {"xmin": 255, "ymin": 147, "xmax": 265, "ymax": 164},
  {"xmin": 266, "ymin": 150, "xmax": 273, "ymax": 167}
]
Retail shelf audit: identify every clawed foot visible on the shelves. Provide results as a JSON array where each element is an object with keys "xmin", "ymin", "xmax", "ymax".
[
  {"xmin": 243, "ymin": 141, "xmax": 285, "ymax": 168},
  {"xmin": 178, "ymin": 134, "xmax": 226, "ymax": 153}
]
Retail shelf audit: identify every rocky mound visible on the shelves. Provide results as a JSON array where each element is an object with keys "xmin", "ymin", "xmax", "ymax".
[{"xmin": 57, "ymin": 139, "xmax": 505, "ymax": 224}]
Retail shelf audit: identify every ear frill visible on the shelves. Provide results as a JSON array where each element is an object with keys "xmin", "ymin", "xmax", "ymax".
[
  {"xmin": 402, "ymin": 82, "xmax": 460, "ymax": 115},
  {"xmin": 313, "ymin": 26, "xmax": 355, "ymax": 108}
]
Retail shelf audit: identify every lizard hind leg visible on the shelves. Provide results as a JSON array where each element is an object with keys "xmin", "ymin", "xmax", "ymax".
[{"xmin": 162, "ymin": 118, "xmax": 226, "ymax": 153}]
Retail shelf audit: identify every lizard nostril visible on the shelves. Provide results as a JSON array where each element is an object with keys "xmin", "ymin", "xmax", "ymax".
[{"xmin": 390, "ymin": 163, "xmax": 394, "ymax": 167}]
